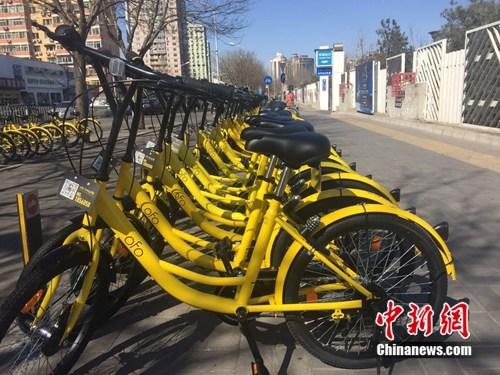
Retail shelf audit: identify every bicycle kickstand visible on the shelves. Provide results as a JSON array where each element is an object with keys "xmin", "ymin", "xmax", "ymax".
[{"xmin": 236, "ymin": 307, "xmax": 270, "ymax": 375}]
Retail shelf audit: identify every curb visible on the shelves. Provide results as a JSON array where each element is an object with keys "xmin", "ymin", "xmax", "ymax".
[{"xmin": 330, "ymin": 111, "xmax": 500, "ymax": 148}]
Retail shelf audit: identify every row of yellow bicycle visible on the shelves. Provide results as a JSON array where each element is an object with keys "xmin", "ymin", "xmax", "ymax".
[
  {"xmin": 0, "ymin": 111, "xmax": 102, "ymax": 162},
  {"xmin": 0, "ymin": 23, "xmax": 456, "ymax": 375}
]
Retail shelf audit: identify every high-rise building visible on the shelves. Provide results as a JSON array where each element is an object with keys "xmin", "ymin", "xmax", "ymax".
[
  {"xmin": 0, "ymin": 0, "xmax": 118, "ymax": 87},
  {"xmin": 269, "ymin": 52, "xmax": 287, "ymax": 96},
  {"xmin": 130, "ymin": 0, "xmax": 188, "ymax": 77},
  {"xmin": 286, "ymin": 53, "xmax": 315, "ymax": 87},
  {"xmin": 0, "ymin": 0, "xmax": 34, "ymax": 59},
  {"xmin": 187, "ymin": 23, "xmax": 210, "ymax": 80}
]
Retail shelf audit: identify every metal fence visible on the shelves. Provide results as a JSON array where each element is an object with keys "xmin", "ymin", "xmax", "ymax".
[{"xmin": 0, "ymin": 105, "xmax": 56, "ymax": 125}]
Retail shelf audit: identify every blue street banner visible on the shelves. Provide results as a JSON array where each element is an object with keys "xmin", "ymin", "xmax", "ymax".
[
  {"xmin": 355, "ymin": 61, "xmax": 375, "ymax": 114},
  {"xmin": 316, "ymin": 67, "xmax": 332, "ymax": 76},
  {"xmin": 315, "ymin": 49, "xmax": 333, "ymax": 67}
]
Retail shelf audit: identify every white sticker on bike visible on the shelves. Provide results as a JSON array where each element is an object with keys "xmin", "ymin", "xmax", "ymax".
[
  {"xmin": 134, "ymin": 150, "xmax": 145, "ymax": 165},
  {"xmin": 59, "ymin": 179, "xmax": 79, "ymax": 200}
]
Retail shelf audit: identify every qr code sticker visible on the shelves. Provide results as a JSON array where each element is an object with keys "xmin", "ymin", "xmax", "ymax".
[
  {"xmin": 134, "ymin": 150, "xmax": 145, "ymax": 165},
  {"xmin": 60, "ymin": 179, "xmax": 79, "ymax": 200}
]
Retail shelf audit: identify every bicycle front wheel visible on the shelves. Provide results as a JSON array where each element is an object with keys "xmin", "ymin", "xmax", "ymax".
[
  {"xmin": 0, "ymin": 243, "xmax": 109, "ymax": 375},
  {"xmin": 283, "ymin": 213, "xmax": 447, "ymax": 369},
  {"xmin": 0, "ymin": 132, "xmax": 16, "ymax": 162}
]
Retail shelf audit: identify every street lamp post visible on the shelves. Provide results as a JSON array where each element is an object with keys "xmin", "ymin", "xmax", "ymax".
[{"xmin": 213, "ymin": 15, "xmax": 219, "ymax": 82}]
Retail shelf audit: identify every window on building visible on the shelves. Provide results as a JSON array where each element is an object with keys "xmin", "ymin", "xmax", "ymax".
[
  {"xmin": 86, "ymin": 40, "xmax": 101, "ymax": 49},
  {"xmin": 42, "ymin": 18, "xmax": 52, "ymax": 26},
  {"xmin": 36, "ymin": 92, "xmax": 50, "ymax": 105},
  {"xmin": 57, "ymin": 55, "xmax": 73, "ymax": 64},
  {"xmin": 89, "ymin": 26, "xmax": 100, "ymax": 35},
  {"xmin": 50, "ymin": 92, "xmax": 62, "ymax": 104}
]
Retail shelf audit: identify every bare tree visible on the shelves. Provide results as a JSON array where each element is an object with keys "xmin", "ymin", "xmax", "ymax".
[
  {"xmin": 33, "ymin": 0, "xmax": 251, "ymax": 113},
  {"xmin": 32, "ymin": 0, "xmax": 118, "ymax": 114},
  {"xmin": 104, "ymin": 0, "xmax": 250, "ymax": 58},
  {"xmin": 219, "ymin": 49, "xmax": 265, "ymax": 91}
]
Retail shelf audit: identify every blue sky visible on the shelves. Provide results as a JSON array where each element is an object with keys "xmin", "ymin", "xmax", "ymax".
[{"xmin": 215, "ymin": 0, "xmax": 468, "ymax": 71}]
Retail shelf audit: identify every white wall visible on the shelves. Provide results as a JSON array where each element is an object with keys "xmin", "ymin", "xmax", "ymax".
[
  {"xmin": 438, "ymin": 49, "xmax": 465, "ymax": 124},
  {"xmin": 331, "ymin": 50, "xmax": 345, "ymax": 111},
  {"xmin": 319, "ymin": 76, "xmax": 329, "ymax": 110},
  {"xmin": 376, "ymin": 67, "xmax": 387, "ymax": 113}
]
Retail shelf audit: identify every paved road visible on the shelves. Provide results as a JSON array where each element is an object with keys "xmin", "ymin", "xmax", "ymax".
[{"xmin": 1, "ymin": 110, "xmax": 500, "ymax": 374}]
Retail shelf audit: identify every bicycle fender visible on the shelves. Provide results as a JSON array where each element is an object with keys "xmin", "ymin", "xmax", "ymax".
[{"xmin": 274, "ymin": 204, "xmax": 456, "ymax": 304}]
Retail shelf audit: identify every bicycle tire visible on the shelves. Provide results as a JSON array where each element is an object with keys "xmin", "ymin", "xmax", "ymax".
[
  {"xmin": 41, "ymin": 123, "xmax": 65, "ymax": 151},
  {"xmin": 78, "ymin": 118, "xmax": 103, "ymax": 144},
  {"xmin": 17, "ymin": 128, "xmax": 40, "ymax": 157},
  {"xmin": 0, "ymin": 132, "xmax": 16, "ymax": 162},
  {"xmin": 31, "ymin": 126, "xmax": 54, "ymax": 155},
  {"xmin": 61, "ymin": 123, "xmax": 81, "ymax": 148},
  {"xmin": 4, "ymin": 130, "xmax": 31, "ymax": 160},
  {"xmin": 0, "ymin": 243, "xmax": 110, "ymax": 375},
  {"xmin": 283, "ymin": 213, "xmax": 447, "ymax": 369}
]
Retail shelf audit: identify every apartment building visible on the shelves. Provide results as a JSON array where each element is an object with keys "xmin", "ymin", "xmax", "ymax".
[
  {"xmin": 130, "ymin": 0, "xmax": 189, "ymax": 77},
  {"xmin": 0, "ymin": 0, "xmax": 34, "ymax": 59},
  {"xmin": 0, "ymin": 54, "xmax": 74, "ymax": 105},
  {"xmin": 0, "ymin": 0, "xmax": 118, "ymax": 86},
  {"xmin": 269, "ymin": 52, "xmax": 287, "ymax": 96},
  {"xmin": 286, "ymin": 53, "xmax": 315, "ymax": 87},
  {"xmin": 187, "ymin": 23, "xmax": 211, "ymax": 80}
]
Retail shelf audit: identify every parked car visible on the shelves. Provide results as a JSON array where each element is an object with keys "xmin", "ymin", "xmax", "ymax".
[
  {"xmin": 55, "ymin": 101, "xmax": 76, "ymax": 119},
  {"xmin": 142, "ymin": 98, "xmax": 162, "ymax": 115}
]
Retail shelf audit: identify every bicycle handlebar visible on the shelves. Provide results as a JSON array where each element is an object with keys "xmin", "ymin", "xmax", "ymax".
[{"xmin": 31, "ymin": 22, "xmax": 239, "ymax": 101}]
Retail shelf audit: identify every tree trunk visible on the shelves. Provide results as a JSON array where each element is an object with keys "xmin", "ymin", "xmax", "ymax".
[{"xmin": 73, "ymin": 51, "xmax": 89, "ymax": 119}]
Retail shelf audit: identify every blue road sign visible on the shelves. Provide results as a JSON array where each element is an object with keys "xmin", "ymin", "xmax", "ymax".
[
  {"xmin": 315, "ymin": 49, "xmax": 333, "ymax": 67},
  {"xmin": 316, "ymin": 67, "xmax": 332, "ymax": 76},
  {"xmin": 355, "ymin": 61, "xmax": 375, "ymax": 114},
  {"xmin": 264, "ymin": 75, "xmax": 272, "ymax": 85}
]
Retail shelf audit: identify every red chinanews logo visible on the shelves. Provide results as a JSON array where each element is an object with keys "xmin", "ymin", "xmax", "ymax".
[{"xmin": 375, "ymin": 299, "xmax": 470, "ymax": 341}]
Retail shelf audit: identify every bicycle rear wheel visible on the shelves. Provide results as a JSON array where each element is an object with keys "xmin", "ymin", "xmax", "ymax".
[
  {"xmin": 283, "ymin": 213, "xmax": 447, "ymax": 369},
  {"xmin": 0, "ymin": 243, "xmax": 109, "ymax": 375}
]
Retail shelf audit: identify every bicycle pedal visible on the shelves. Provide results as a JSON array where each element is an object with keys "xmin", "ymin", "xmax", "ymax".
[
  {"xmin": 349, "ymin": 161, "xmax": 357, "ymax": 171},
  {"xmin": 365, "ymin": 174, "xmax": 373, "ymax": 179}
]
